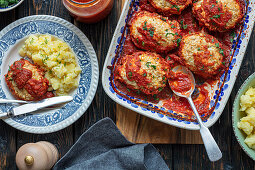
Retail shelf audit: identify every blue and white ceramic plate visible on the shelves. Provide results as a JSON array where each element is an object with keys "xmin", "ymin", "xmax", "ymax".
[
  {"xmin": 102, "ymin": 0, "xmax": 255, "ymax": 130},
  {"xmin": 0, "ymin": 15, "xmax": 99, "ymax": 133}
]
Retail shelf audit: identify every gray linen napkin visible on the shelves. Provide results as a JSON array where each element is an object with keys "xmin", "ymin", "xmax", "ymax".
[{"xmin": 53, "ymin": 117, "xmax": 169, "ymax": 170}]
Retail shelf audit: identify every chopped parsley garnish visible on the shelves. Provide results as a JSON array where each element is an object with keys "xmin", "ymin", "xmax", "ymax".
[
  {"xmin": 177, "ymin": 38, "xmax": 181, "ymax": 46},
  {"xmin": 165, "ymin": 32, "xmax": 175, "ymax": 37},
  {"xmin": 171, "ymin": 25, "xmax": 176, "ymax": 28},
  {"xmin": 146, "ymin": 62, "xmax": 151, "ymax": 68},
  {"xmin": 44, "ymin": 38, "xmax": 48, "ymax": 44},
  {"xmin": 158, "ymin": 87, "xmax": 163, "ymax": 91},
  {"xmin": 161, "ymin": 17, "xmax": 167, "ymax": 22},
  {"xmin": 153, "ymin": 94, "xmax": 159, "ymax": 101},
  {"xmin": 142, "ymin": 41, "xmax": 145, "ymax": 46},
  {"xmin": 215, "ymin": 43, "xmax": 219, "ymax": 48},
  {"xmin": 148, "ymin": 27, "xmax": 155, "ymax": 37},
  {"xmin": 127, "ymin": 88, "xmax": 131, "ymax": 92},
  {"xmin": 210, "ymin": 13, "xmax": 224, "ymax": 19},
  {"xmin": 200, "ymin": 65, "xmax": 205, "ymax": 71},
  {"xmin": 163, "ymin": 77, "xmax": 166, "ymax": 80},
  {"xmin": 143, "ymin": 73, "xmax": 147, "ymax": 77},
  {"xmin": 197, "ymin": 47, "xmax": 200, "ymax": 51},
  {"xmin": 151, "ymin": 65, "xmax": 156, "ymax": 70},
  {"xmin": 211, "ymin": 4, "xmax": 215, "ymax": 8},
  {"xmin": 30, "ymin": 38, "xmax": 34, "ymax": 44},
  {"xmin": 212, "ymin": 38, "xmax": 215, "ymax": 42},
  {"xmin": 171, "ymin": 5, "xmax": 180, "ymax": 12},
  {"xmin": 136, "ymin": 38, "xmax": 139, "ymax": 43},
  {"xmin": 143, "ymin": 21, "xmax": 147, "ymax": 30},
  {"xmin": 183, "ymin": 24, "xmax": 188, "ymax": 29},
  {"xmin": 219, "ymin": 48, "xmax": 224, "ymax": 55},
  {"xmin": 128, "ymin": 71, "xmax": 132, "ymax": 77}
]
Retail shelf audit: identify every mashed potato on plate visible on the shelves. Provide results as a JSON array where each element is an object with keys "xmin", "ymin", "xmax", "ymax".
[
  {"xmin": 19, "ymin": 35, "xmax": 81, "ymax": 95},
  {"xmin": 238, "ymin": 87, "xmax": 255, "ymax": 149}
]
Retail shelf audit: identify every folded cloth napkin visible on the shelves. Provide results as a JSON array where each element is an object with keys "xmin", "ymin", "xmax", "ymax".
[{"xmin": 53, "ymin": 117, "xmax": 169, "ymax": 170}]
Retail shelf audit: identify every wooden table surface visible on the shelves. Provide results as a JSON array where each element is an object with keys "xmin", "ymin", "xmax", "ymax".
[{"xmin": 0, "ymin": 0, "xmax": 255, "ymax": 169}]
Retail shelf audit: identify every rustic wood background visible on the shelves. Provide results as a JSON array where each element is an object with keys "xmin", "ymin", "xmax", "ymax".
[{"xmin": 0, "ymin": 0, "xmax": 254, "ymax": 169}]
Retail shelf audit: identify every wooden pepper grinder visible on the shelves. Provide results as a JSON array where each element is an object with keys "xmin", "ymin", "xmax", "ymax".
[{"xmin": 16, "ymin": 141, "xmax": 59, "ymax": 170}]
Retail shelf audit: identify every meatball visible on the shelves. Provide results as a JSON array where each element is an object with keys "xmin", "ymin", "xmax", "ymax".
[
  {"xmin": 115, "ymin": 52, "xmax": 169, "ymax": 95},
  {"xmin": 148, "ymin": 0, "xmax": 192, "ymax": 15},
  {"xmin": 130, "ymin": 11, "xmax": 181, "ymax": 53},
  {"xmin": 178, "ymin": 32, "xmax": 226, "ymax": 78},
  {"xmin": 192, "ymin": 0, "xmax": 244, "ymax": 32},
  {"xmin": 5, "ymin": 59, "xmax": 53, "ymax": 101}
]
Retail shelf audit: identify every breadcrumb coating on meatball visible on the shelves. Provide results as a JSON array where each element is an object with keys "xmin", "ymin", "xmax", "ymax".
[
  {"xmin": 148, "ymin": 0, "xmax": 192, "ymax": 15},
  {"xmin": 192, "ymin": 0, "xmax": 244, "ymax": 32},
  {"xmin": 130, "ymin": 11, "xmax": 181, "ymax": 53},
  {"xmin": 178, "ymin": 32, "xmax": 227, "ymax": 78},
  {"xmin": 115, "ymin": 52, "xmax": 169, "ymax": 95}
]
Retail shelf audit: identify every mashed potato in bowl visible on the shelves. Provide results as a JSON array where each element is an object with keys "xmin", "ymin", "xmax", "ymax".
[
  {"xmin": 238, "ymin": 87, "xmax": 255, "ymax": 149},
  {"xmin": 19, "ymin": 34, "xmax": 81, "ymax": 95}
]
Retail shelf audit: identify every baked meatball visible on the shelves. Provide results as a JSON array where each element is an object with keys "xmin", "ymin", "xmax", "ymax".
[
  {"xmin": 148, "ymin": 0, "xmax": 192, "ymax": 15},
  {"xmin": 192, "ymin": 0, "xmax": 244, "ymax": 32},
  {"xmin": 115, "ymin": 52, "xmax": 169, "ymax": 95},
  {"xmin": 178, "ymin": 32, "xmax": 226, "ymax": 78},
  {"xmin": 5, "ymin": 59, "xmax": 54, "ymax": 101},
  {"xmin": 130, "ymin": 11, "xmax": 181, "ymax": 53}
]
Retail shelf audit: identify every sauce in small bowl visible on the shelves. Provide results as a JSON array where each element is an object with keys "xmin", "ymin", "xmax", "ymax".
[{"xmin": 63, "ymin": 0, "xmax": 114, "ymax": 23}]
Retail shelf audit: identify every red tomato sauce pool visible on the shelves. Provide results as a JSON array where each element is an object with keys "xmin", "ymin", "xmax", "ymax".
[{"xmin": 168, "ymin": 71, "xmax": 193, "ymax": 95}]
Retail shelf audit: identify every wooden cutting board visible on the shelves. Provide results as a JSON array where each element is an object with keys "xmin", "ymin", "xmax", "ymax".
[
  {"xmin": 116, "ymin": 105, "xmax": 203, "ymax": 144},
  {"xmin": 116, "ymin": 0, "xmax": 202, "ymax": 144}
]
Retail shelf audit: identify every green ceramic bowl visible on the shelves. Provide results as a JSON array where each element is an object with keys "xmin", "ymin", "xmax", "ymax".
[{"xmin": 233, "ymin": 72, "xmax": 255, "ymax": 161}]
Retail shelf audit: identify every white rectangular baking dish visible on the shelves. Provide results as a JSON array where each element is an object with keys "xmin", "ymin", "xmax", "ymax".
[{"xmin": 102, "ymin": 0, "xmax": 255, "ymax": 130}]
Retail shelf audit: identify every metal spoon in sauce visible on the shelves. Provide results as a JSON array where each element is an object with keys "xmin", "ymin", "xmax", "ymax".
[{"xmin": 169, "ymin": 65, "xmax": 222, "ymax": 162}]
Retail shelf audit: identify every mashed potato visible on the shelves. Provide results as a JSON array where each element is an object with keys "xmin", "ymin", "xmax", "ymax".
[
  {"xmin": 19, "ymin": 35, "xmax": 81, "ymax": 95},
  {"xmin": 238, "ymin": 87, "xmax": 255, "ymax": 149}
]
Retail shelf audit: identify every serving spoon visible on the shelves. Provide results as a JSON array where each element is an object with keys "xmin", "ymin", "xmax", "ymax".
[{"xmin": 169, "ymin": 65, "xmax": 222, "ymax": 162}]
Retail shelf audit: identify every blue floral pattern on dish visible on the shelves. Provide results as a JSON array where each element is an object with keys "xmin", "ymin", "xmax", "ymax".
[{"xmin": 0, "ymin": 20, "xmax": 92, "ymax": 127}]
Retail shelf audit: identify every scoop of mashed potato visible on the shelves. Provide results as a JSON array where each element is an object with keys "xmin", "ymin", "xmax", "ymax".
[
  {"xmin": 19, "ymin": 35, "xmax": 81, "ymax": 95},
  {"xmin": 237, "ymin": 87, "xmax": 255, "ymax": 149}
]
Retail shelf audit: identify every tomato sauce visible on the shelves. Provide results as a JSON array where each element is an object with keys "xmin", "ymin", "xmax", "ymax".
[
  {"xmin": 125, "ymin": 53, "xmax": 152, "ymax": 88},
  {"xmin": 203, "ymin": 0, "xmax": 232, "ymax": 31},
  {"xmin": 63, "ymin": 0, "xmax": 114, "ymax": 23},
  {"xmin": 9, "ymin": 60, "xmax": 54, "ymax": 100},
  {"xmin": 168, "ymin": 71, "xmax": 193, "ymax": 95}
]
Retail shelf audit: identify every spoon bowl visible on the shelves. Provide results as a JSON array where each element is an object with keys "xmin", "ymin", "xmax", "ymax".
[
  {"xmin": 170, "ymin": 65, "xmax": 195, "ymax": 98},
  {"xmin": 169, "ymin": 65, "xmax": 222, "ymax": 162}
]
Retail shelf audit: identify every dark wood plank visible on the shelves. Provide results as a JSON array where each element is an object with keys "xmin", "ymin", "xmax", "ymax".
[
  {"xmin": 0, "ymin": 10, "xmax": 17, "ymax": 170},
  {"xmin": 73, "ymin": 0, "xmax": 121, "ymax": 139},
  {"xmin": 0, "ymin": 121, "xmax": 16, "ymax": 170},
  {"xmin": 14, "ymin": 0, "xmax": 74, "ymax": 168}
]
